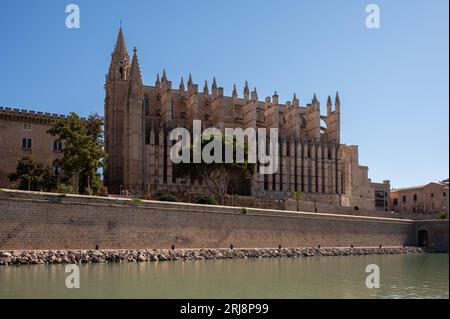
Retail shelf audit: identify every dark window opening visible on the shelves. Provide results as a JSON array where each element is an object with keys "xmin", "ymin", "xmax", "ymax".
[
  {"xmin": 22, "ymin": 138, "xmax": 32, "ymax": 149},
  {"xmin": 402, "ymin": 195, "xmax": 406, "ymax": 203},
  {"xmin": 418, "ymin": 229, "xmax": 428, "ymax": 247},
  {"xmin": 143, "ymin": 94, "xmax": 150, "ymax": 115},
  {"xmin": 53, "ymin": 141, "xmax": 63, "ymax": 151},
  {"xmin": 413, "ymin": 194, "xmax": 417, "ymax": 202}
]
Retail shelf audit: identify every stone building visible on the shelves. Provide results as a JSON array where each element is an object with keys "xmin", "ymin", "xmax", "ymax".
[
  {"xmin": 103, "ymin": 28, "xmax": 388, "ymax": 210},
  {"xmin": 371, "ymin": 180, "xmax": 391, "ymax": 212},
  {"xmin": 391, "ymin": 180, "xmax": 448, "ymax": 215},
  {"xmin": 0, "ymin": 107, "xmax": 64, "ymax": 188}
]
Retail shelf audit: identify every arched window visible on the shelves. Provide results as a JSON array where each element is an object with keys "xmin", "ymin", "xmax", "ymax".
[
  {"xmin": 27, "ymin": 138, "xmax": 32, "ymax": 149},
  {"xmin": 143, "ymin": 94, "xmax": 150, "ymax": 115},
  {"xmin": 22, "ymin": 138, "xmax": 27, "ymax": 148}
]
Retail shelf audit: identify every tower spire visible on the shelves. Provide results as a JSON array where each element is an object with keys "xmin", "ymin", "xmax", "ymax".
[
  {"xmin": 108, "ymin": 27, "xmax": 130, "ymax": 81},
  {"xmin": 211, "ymin": 77, "xmax": 217, "ymax": 97},
  {"xmin": 335, "ymin": 91, "xmax": 340, "ymax": 112},
  {"xmin": 327, "ymin": 95, "xmax": 332, "ymax": 113},
  {"xmin": 203, "ymin": 80, "xmax": 209, "ymax": 95},
  {"xmin": 243, "ymin": 81, "xmax": 250, "ymax": 100},
  {"xmin": 129, "ymin": 47, "xmax": 142, "ymax": 85},
  {"xmin": 114, "ymin": 27, "xmax": 128, "ymax": 58},
  {"xmin": 179, "ymin": 76, "xmax": 185, "ymax": 91},
  {"xmin": 251, "ymin": 87, "xmax": 258, "ymax": 101},
  {"xmin": 293, "ymin": 93, "xmax": 299, "ymax": 107},
  {"xmin": 232, "ymin": 84, "xmax": 238, "ymax": 98}
]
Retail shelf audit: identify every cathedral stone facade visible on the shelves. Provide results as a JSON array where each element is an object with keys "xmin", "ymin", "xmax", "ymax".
[{"xmin": 104, "ymin": 28, "xmax": 388, "ymax": 210}]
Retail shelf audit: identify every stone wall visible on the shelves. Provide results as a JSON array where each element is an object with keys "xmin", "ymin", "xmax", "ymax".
[{"xmin": 0, "ymin": 189, "xmax": 447, "ymax": 251}]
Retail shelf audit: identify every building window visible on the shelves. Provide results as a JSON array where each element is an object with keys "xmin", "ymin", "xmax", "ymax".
[
  {"xmin": 431, "ymin": 193, "xmax": 434, "ymax": 198},
  {"xmin": 393, "ymin": 198, "xmax": 398, "ymax": 205},
  {"xmin": 22, "ymin": 138, "xmax": 32, "ymax": 149},
  {"xmin": 402, "ymin": 195, "xmax": 406, "ymax": 203},
  {"xmin": 143, "ymin": 94, "xmax": 150, "ymax": 115},
  {"xmin": 413, "ymin": 207, "xmax": 416, "ymax": 213},
  {"xmin": 53, "ymin": 141, "xmax": 63, "ymax": 151},
  {"xmin": 23, "ymin": 123, "xmax": 32, "ymax": 130},
  {"xmin": 444, "ymin": 192, "xmax": 446, "ymax": 197},
  {"xmin": 413, "ymin": 194, "xmax": 417, "ymax": 202}
]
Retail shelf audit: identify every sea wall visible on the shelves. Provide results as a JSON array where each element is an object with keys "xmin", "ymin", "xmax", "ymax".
[{"xmin": 0, "ymin": 189, "xmax": 447, "ymax": 251}]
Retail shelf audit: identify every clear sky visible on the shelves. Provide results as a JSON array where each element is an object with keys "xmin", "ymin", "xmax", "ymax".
[{"xmin": 0, "ymin": 0, "xmax": 448, "ymax": 188}]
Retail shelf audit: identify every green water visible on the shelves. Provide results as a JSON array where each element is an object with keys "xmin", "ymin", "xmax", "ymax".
[{"xmin": 0, "ymin": 254, "xmax": 448, "ymax": 299}]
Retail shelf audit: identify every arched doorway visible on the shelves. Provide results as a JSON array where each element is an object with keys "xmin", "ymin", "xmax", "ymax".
[{"xmin": 418, "ymin": 229, "xmax": 428, "ymax": 247}]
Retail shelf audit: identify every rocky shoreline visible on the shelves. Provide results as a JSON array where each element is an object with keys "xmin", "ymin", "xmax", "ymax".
[{"xmin": 0, "ymin": 246, "xmax": 428, "ymax": 266}]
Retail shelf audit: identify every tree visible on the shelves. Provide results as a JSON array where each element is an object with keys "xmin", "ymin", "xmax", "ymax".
[
  {"xmin": 173, "ymin": 135, "xmax": 256, "ymax": 205},
  {"xmin": 8, "ymin": 154, "xmax": 55, "ymax": 191},
  {"xmin": 48, "ymin": 112, "xmax": 105, "ymax": 194}
]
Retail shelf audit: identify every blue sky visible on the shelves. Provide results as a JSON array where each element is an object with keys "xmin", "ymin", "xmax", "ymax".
[{"xmin": 0, "ymin": 0, "xmax": 448, "ymax": 188}]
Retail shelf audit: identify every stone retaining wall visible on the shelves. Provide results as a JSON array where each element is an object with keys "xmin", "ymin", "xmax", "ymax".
[{"xmin": 0, "ymin": 189, "xmax": 448, "ymax": 251}]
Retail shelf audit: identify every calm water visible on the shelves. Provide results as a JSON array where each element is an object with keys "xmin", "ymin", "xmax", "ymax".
[{"xmin": 0, "ymin": 254, "xmax": 448, "ymax": 299}]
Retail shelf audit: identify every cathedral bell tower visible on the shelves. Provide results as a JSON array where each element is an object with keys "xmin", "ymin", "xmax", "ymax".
[{"xmin": 104, "ymin": 27, "xmax": 144, "ymax": 195}]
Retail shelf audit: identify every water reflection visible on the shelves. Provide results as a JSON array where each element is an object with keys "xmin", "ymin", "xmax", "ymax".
[{"xmin": 0, "ymin": 254, "xmax": 448, "ymax": 299}]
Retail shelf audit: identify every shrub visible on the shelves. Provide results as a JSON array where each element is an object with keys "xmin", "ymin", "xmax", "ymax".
[
  {"xmin": 354, "ymin": 206, "xmax": 359, "ymax": 211},
  {"xmin": 439, "ymin": 211, "xmax": 448, "ymax": 219},
  {"xmin": 196, "ymin": 196, "xmax": 218, "ymax": 205},
  {"xmin": 158, "ymin": 194, "xmax": 180, "ymax": 202},
  {"xmin": 132, "ymin": 198, "xmax": 143, "ymax": 203},
  {"xmin": 241, "ymin": 207, "xmax": 249, "ymax": 214},
  {"xmin": 57, "ymin": 183, "xmax": 73, "ymax": 195}
]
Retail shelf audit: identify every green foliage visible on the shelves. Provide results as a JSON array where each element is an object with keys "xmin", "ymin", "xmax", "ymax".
[
  {"xmin": 132, "ymin": 198, "xmax": 143, "ymax": 203},
  {"xmin": 196, "ymin": 195, "xmax": 218, "ymax": 205},
  {"xmin": 57, "ymin": 183, "xmax": 73, "ymax": 194},
  {"xmin": 241, "ymin": 207, "xmax": 249, "ymax": 214},
  {"xmin": 48, "ymin": 112, "xmax": 105, "ymax": 195},
  {"xmin": 8, "ymin": 154, "xmax": 55, "ymax": 191},
  {"xmin": 292, "ymin": 191, "xmax": 305, "ymax": 201},
  {"xmin": 439, "ymin": 211, "xmax": 448, "ymax": 219},
  {"xmin": 173, "ymin": 134, "xmax": 256, "ymax": 204},
  {"xmin": 158, "ymin": 194, "xmax": 180, "ymax": 202}
]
